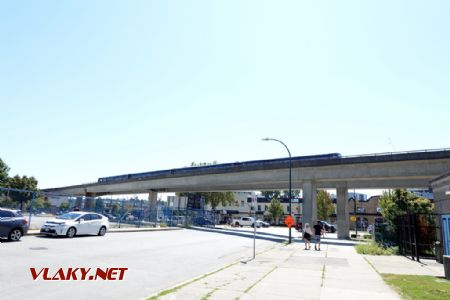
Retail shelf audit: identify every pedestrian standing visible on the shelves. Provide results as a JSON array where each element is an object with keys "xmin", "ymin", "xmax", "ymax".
[
  {"xmin": 303, "ymin": 223, "xmax": 312, "ymax": 250},
  {"xmin": 313, "ymin": 221, "xmax": 324, "ymax": 251}
]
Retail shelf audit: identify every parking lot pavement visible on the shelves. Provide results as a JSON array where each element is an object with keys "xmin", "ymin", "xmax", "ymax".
[
  {"xmin": 0, "ymin": 227, "xmax": 278, "ymax": 300},
  {"xmin": 151, "ymin": 236, "xmax": 401, "ymax": 300}
]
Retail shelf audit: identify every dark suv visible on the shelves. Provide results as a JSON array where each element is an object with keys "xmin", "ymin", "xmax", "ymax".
[
  {"xmin": 320, "ymin": 221, "xmax": 336, "ymax": 233},
  {"xmin": 0, "ymin": 208, "xmax": 28, "ymax": 241}
]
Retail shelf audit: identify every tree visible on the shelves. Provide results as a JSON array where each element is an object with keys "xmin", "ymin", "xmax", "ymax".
[
  {"xmin": 95, "ymin": 198, "xmax": 105, "ymax": 212},
  {"xmin": 190, "ymin": 161, "xmax": 218, "ymax": 167},
  {"xmin": 111, "ymin": 203, "xmax": 120, "ymax": 216},
  {"xmin": 0, "ymin": 158, "xmax": 10, "ymax": 187},
  {"xmin": 262, "ymin": 191, "xmax": 281, "ymax": 200},
  {"xmin": 379, "ymin": 189, "xmax": 434, "ymax": 229},
  {"xmin": 7, "ymin": 175, "xmax": 38, "ymax": 210},
  {"xmin": 267, "ymin": 198, "xmax": 284, "ymax": 224},
  {"xmin": 317, "ymin": 190, "xmax": 334, "ymax": 221},
  {"xmin": 176, "ymin": 191, "xmax": 235, "ymax": 210},
  {"xmin": 60, "ymin": 202, "xmax": 69, "ymax": 211},
  {"xmin": 0, "ymin": 193, "xmax": 14, "ymax": 207},
  {"xmin": 0, "ymin": 158, "xmax": 11, "ymax": 206},
  {"xmin": 32, "ymin": 197, "xmax": 51, "ymax": 210},
  {"xmin": 202, "ymin": 192, "xmax": 235, "ymax": 210},
  {"xmin": 282, "ymin": 190, "xmax": 301, "ymax": 198}
]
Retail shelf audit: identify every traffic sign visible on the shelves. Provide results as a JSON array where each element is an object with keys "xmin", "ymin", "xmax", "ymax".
[{"xmin": 284, "ymin": 215, "xmax": 295, "ymax": 228}]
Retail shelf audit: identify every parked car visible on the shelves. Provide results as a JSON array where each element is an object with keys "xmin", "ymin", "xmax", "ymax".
[
  {"xmin": 102, "ymin": 213, "xmax": 118, "ymax": 221},
  {"xmin": 320, "ymin": 221, "xmax": 336, "ymax": 233},
  {"xmin": 171, "ymin": 216, "xmax": 186, "ymax": 225},
  {"xmin": 256, "ymin": 220, "xmax": 270, "ymax": 228},
  {"xmin": 40, "ymin": 212, "xmax": 109, "ymax": 238},
  {"xmin": 296, "ymin": 222, "xmax": 303, "ymax": 232},
  {"xmin": 0, "ymin": 208, "xmax": 28, "ymax": 241},
  {"xmin": 122, "ymin": 213, "xmax": 135, "ymax": 221},
  {"xmin": 193, "ymin": 217, "xmax": 213, "ymax": 227},
  {"xmin": 232, "ymin": 217, "xmax": 260, "ymax": 228}
]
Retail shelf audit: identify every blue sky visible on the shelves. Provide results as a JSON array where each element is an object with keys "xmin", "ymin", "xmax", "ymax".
[{"xmin": 1, "ymin": 1, "xmax": 449, "ymax": 190}]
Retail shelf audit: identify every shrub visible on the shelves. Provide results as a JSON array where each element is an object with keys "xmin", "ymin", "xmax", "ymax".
[{"xmin": 355, "ymin": 241, "xmax": 398, "ymax": 255}]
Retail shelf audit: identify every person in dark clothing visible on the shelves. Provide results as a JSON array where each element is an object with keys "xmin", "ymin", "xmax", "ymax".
[{"xmin": 313, "ymin": 221, "xmax": 324, "ymax": 250}]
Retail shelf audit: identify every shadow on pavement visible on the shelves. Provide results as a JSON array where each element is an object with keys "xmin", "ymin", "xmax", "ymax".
[
  {"xmin": 188, "ymin": 226, "xmax": 287, "ymax": 243},
  {"xmin": 213, "ymin": 227, "xmax": 292, "ymax": 239},
  {"xmin": 308, "ymin": 240, "xmax": 357, "ymax": 247}
]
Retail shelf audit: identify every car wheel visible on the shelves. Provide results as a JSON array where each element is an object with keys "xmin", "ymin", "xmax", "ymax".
[
  {"xmin": 235, "ymin": 222, "xmax": 240, "ymax": 227},
  {"xmin": 98, "ymin": 226, "xmax": 107, "ymax": 236},
  {"xmin": 8, "ymin": 228, "xmax": 22, "ymax": 241},
  {"xmin": 66, "ymin": 227, "xmax": 76, "ymax": 238}
]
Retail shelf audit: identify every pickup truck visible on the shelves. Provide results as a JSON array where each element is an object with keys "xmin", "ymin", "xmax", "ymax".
[{"xmin": 232, "ymin": 217, "xmax": 260, "ymax": 227}]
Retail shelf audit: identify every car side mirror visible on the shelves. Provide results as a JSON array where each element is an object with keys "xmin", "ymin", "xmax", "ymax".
[{"xmin": 79, "ymin": 218, "xmax": 84, "ymax": 222}]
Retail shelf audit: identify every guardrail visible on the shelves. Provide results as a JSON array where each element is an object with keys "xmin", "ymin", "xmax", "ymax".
[{"xmin": 341, "ymin": 148, "xmax": 450, "ymax": 159}]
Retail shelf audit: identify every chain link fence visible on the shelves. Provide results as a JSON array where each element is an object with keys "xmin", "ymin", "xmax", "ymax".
[{"xmin": 1, "ymin": 187, "xmax": 217, "ymax": 231}]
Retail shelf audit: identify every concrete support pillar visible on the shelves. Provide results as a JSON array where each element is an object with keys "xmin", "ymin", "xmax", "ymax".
[
  {"xmin": 148, "ymin": 191, "xmax": 158, "ymax": 202},
  {"xmin": 84, "ymin": 192, "xmax": 96, "ymax": 211},
  {"xmin": 75, "ymin": 197, "xmax": 83, "ymax": 210},
  {"xmin": 337, "ymin": 186, "xmax": 349, "ymax": 239},
  {"xmin": 302, "ymin": 181, "xmax": 317, "ymax": 226},
  {"xmin": 148, "ymin": 191, "xmax": 158, "ymax": 223}
]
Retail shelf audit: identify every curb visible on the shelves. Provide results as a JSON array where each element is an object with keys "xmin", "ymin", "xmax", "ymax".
[{"xmin": 26, "ymin": 227, "xmax": 183, "ymax": 236}]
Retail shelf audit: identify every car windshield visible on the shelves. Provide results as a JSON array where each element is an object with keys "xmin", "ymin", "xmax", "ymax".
[{"xmin": 56, "ymin": 212, "xmax": 82, "ymax": 220}]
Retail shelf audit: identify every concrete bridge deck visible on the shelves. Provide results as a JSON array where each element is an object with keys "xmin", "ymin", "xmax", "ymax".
[
  {"xmin": 44, "ymin": 148, "xmax": 450, "ymax": 196},
  {"xmin": 43, "ymin": 148, "xmax": 450, "ymax": 239}
]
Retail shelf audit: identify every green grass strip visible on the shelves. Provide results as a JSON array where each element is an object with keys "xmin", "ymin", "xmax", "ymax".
[
  {"xmin": 147, "ymin": 263, "xmax": 236, "ymax": 300},
  {"xmin": 148, "ymin": 241, "xmax": 283, "ymax": 299},
  {"xmin": 320, "ymin": 244, "xmax": 329, "ymax": 287},
  {"xmin": 320, "ymin": 264, "xmax": 326, "ymax": 287},
  {"xmin": 382, "ymin": 274, "xmax": 450, "ymax": 300},
  {"xmin": 201, "ymin": 288, "xmax": 218, "ymax": 300},
  {"xmin": 243, "ymin": 266, "xmax": 278, "ymax": 294}
]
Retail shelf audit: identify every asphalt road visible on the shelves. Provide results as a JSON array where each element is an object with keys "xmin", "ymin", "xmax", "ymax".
[{"xmin": 0, "ymin": 227, "xmax": 284, "ymax": 300}]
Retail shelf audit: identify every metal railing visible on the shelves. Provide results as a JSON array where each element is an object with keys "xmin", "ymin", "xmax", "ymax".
[{"xmin": 341, "ymin": 148, "xmax": 450, "ymax": 159}]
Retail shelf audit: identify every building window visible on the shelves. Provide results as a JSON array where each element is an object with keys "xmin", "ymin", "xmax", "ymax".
[
  {"xmin": 264, "ymin": 205, "xmax": 268, "ymax": 211},
  {"xmin": 241, "ymin": 200, "xmax": 245, "ymax": 207},
  {"xmin": 257, "ymin": 205, "xmax": 261, "ymax": 211}
]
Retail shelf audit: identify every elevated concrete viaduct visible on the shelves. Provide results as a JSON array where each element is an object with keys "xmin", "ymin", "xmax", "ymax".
[{"xmin": 44, "ymin": 149, "xmax": 450, "ymax": 238}]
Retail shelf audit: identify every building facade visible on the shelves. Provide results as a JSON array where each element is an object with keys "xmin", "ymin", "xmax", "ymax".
[{"xmin": 167, "ymin": 192, "xmax": 303, "ymax": 225}]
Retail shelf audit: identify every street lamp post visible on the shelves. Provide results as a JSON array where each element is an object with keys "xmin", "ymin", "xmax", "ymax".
[
  {"xmin": 350, "ymin": 195, "xmax": 358, "ymax": 237},
  {"xmin": 262, "ymin": 138, "xmax": 292, "ymax": 244}
]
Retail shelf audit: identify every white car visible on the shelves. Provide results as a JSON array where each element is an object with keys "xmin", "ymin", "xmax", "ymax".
[
  {"xmin": 40, "ymin": 212, "xmax": 109, "ymax": 238},
  {"xmin": 232, "ymin": 217, "xmax": 260, "ymax": 227},
  {"xmin": 256, "ymin": 220, "xmax": 270, "ymax": 228}
]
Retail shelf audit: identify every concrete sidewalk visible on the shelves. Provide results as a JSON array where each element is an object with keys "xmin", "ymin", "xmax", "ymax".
[
  {"xmin": 147, "ymin": 238, "xmax": 402, "ymax": 300},
  {"xmin": 364, "ymin": 255, "xmax": 444, "ymax": 277}
]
